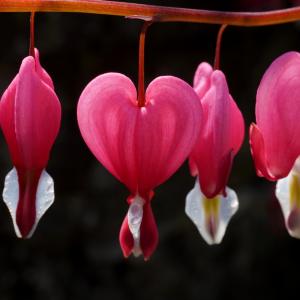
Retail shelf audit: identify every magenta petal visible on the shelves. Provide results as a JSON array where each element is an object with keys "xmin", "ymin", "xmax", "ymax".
[
  {"xmin": 140, "ymin": 202, "xmax": 158, "ymax": 260},
  {"xmin": 15, "ymin": 56, "xmax": 61, "ymax": 169},
  {"xmin": 1, "ymin": 55, "xmax": 61, "ymax": 169},
  {"xmin": 190, "ymin": 68, "xmax": 244, "ymax": 198},
  {"xmin": 34, "ymin": 48, "xmax": 54, "ymax": 90},
  {"xmin": 119, "ymin": 201, "xmax": 158, "ymax": 260},
  {"xmin": 193, "ymin": 62, "xmax": 213, "ymax": 99},
  {"xmin": 249, "ymin": 123, "xmax": 277, "ymax": 181},
  {"xmin": 77, "ymin": 73, "xmax": 139, "ymax": 193},
  {"xmin": 255, "ymin": 51, "xmax": 300, "ymax": 179},
  {"xmin": 138, "ymin": 76, "xmax": 202, "ymax": 194},
  {"xmin": 119, "ymin": 214, "xmax": 134, "ymax": 258},
  {"xmin": 0, "ymin": 75, "xmax": 20, "ymax": 166},
  {"xmin": 77, "ymin": 73, "xmax": 202, "ymax": 196}
]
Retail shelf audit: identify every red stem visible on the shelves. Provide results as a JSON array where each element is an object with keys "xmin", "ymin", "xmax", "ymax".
[
  {"xmin": 137, "ymin": 21, "xmax": 152, "ymax": 107},
  {"xmin": 214, "ymin": 24, "xmax": 227, "ymax": 70},
  {"xmin": 29, "ymin": 11, "xmax": 35, "ymax": 57},
  {"xmin": 0, "ymin": 1, "xmax": 300, "ymax": 26}
]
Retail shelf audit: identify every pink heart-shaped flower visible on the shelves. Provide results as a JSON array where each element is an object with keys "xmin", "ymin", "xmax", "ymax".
[{"xmin": 77, "ymin": 72, "xmax": 202, "ymax": 258}]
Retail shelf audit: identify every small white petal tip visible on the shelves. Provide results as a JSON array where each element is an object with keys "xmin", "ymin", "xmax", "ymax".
[
  {"xmin": 2, "ymin": 168, "xmax": 55, "ymax": 238},
  {"xmin": 185, "ymin": 178, "xmax": 239, "ymax": 245},
  {"xmin": 127, "ymin": 195, "xmax": 144, "ymax": 257}
]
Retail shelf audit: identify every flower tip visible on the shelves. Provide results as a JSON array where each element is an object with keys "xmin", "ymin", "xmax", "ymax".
[
  {"xmin": 193, "ymin": 62, "xmax": 213, "ymax": 98},
  {"xmin": 185, "ymin": 178, "xmax": 239, "ymax": 245},
  {"xmin": 119, "ymin": 197, "xmax": 158, "ymax": 260},
  {"xmin": 2, "ymin": 168, "xmax": 55, "ymax": 239}
]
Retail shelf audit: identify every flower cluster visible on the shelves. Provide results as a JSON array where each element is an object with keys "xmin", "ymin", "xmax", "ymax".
[{"xmin": 1, "ymin": 46, "xmax": 299, "ymax": 260}]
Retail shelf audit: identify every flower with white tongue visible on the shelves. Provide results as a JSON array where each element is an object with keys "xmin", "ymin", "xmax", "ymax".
[{"xmin": 186, "ymin": 62, "xmax": 244, "ymax": 244}]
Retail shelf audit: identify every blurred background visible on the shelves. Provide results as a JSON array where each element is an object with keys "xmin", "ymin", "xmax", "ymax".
[{"xmin": 0, "ymin": 0, "xmax": 299, "ymax": 299}]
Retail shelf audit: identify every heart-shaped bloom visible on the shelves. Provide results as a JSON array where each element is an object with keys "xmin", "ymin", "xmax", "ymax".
[
  {"xmin": 0, "ymin": 48, "xmax": 61, "ymax": 238},
  {"xmin": 250, "ymin": 52, "xmax": 300, "ymax": 238},
  {"xmin": 185, "ymin": 62, "xmax": 244, "ymax": 245},
  {"xmin": 77, "ymin": 72, "xmax": 202, "ymax": 259}
]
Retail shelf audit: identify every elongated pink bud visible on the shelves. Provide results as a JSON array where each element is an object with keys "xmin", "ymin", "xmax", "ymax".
[
  {"xmin": 0, "ymin": 49, "xmax": 61, "ymax": 238},
  {"xmin": 189, "ymin": 63, "xmax": 244, "ymax": 197},
  {"xmin": 186, "ymin": 62, "xmax": 244, "ymax": 245}
]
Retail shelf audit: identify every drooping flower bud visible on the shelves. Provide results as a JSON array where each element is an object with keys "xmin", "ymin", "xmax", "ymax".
[
  {"xmin": 250, "ymin": 52, "xmax": 300, "ymax": 238},
  {"xmin": 186, "ymin": 62, "xmax": 244, "ymax": 244},
  {"xmin": 0, "ymin": 49, "xmax": 61, "ymax": 238}
]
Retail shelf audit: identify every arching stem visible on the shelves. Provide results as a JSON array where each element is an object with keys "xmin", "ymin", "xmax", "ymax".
[
  {"xmin": 214, "ymin": 24, "xmax": 227, "ymax": 70},
  {"xmin": 137, "ymin": 21, "xmax": 152, "ymax": 107},
  {"xmin": 29, "ymin": 11, "xmax": 35, "ymax": 57},
  {"xmin": 1, "ymin": 1, "xmax": 300, "ymax": 26}
]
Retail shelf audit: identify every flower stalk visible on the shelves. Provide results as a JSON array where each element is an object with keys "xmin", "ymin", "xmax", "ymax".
[
  {"xmin": 137, "ymin": 21, "xmax": 152, "ymax": 107},
  {"xmin": 29, "ymin": 12, "xmax": 35, "ymax": 57},
  {"xmin": 214, "ymin": 24, "xmax": 227, "ymax": 70}
]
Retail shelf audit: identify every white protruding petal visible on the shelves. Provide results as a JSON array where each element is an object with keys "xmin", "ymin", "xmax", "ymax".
[
  {"xmin": 2, "ymin": 168, "xmax": 55, "ymax": 238},
  {"xmin": 276, "ymin": 167, "xmax": 300, "ymax": 238},
  {"xmin": 127, "ymin": 195, "xmax": 144, "ymax": 257},
  {"xmin": 185, "ymin": 177, "xmax": 239, "ymax": 245},
  {"xmin": 3, "ymin": 168, "xmax": 21, "ymax": 237}
]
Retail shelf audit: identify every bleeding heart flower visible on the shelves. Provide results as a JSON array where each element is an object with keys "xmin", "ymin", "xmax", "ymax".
[
  {"xmin": 0, "ymin": 48, "xmax": 61, "ymax": 238},
  {"xmin": 185, "ymin": 62, "xmax": 244, "ymax": 245},
  {"xmin": 77, "ymin": 72, "xmax": 202, "ymax": 259},
  {"xmin": 250, "ymin": 51, "xmax": 300, "ymax": 238}
]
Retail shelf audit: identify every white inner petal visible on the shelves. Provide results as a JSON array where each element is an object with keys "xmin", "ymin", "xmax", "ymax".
[
  {"xmin": 185, "ymin": 177, "xmax": 239, "ymax": 245},
  {"xmin": 2, "ymin": 168, "xmax": 55, "ymax": 238},
  {"xmin": 127, "ymin": 195, "xmax": 144, "ymax": 257},
  {"xmin": 276, "ymin": 160, "xmax": 300, "ymax": 238}
]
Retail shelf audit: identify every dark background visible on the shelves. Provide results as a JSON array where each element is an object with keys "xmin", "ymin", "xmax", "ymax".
[{"xmin": 0, "ymin": 1, "xmax": 299, "ymax": 299}]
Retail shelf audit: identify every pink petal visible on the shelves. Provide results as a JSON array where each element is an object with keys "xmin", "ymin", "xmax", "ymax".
[
  {"xmin": 15, "ymin": 56, "xmax": 61, "ymax": 169},
  {"xmin": 0, "ymin": 75, "xmax": 20, "ymax": 166},
  {"xmin": 34, "ymin": 48, "xmax": 54, "ymax": 90},
  {"xmin": 119, "ymin": 214, "xmax": 134, "ymax": 258},
  {"xmin": 1, "ymin": 55, "xmax": 61, "ymax": 169},
  {"xmin": 193, "ymin": 62, "xmax": 213, "ymax": 99},
  {"xmin": 255, "ymin": 51, "xmax": 300, "ymax": 178},
  {"xmin": 77, "ymin": 72, "xmax": 202, "ymax": 196},
  {"xmin": 140, "ymin": 202, "xmax": 159, "ymax": 260},
  {"xmin": 190, "ymin": 69, "xmax": 244, "ymax": 198},
  {"xmin": 249, "ymin": 123, "xmax": 276, "ymax": 181},
  {"xmin": 138, "ymin": 75, "xmax": 202, "ymax": 195},
  {"xmin": 77, "ymin": 73, "xmax": 139, "ymax": 193}
]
